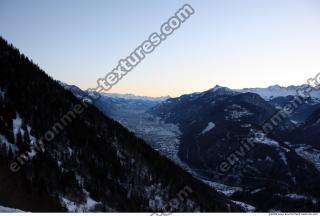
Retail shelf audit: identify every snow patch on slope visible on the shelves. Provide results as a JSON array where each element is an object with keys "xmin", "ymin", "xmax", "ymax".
[
  {"xmin": 201, "ymin": 122, "xmax": 215, "ymax": 135},
  {"xmin": 1, "ymin": 112, "xmax": 40, "ymax": 157},
  {"xmin": 0, "ymin": 205, "xmax": 23, "ymax": 212},
  {"xmin": 241, "ymin": 124, "xmax": 252, "ymax": 128},
  {"xmin": 26, "ymin": 125, "xmax": 41, "ymax": 159},
  {"xmin": 12, "ymin": 113, "xmax": 23, "ymax": 142},
  {"xmin": 295, "ymin": 144, "xmax": 320, "ymax": 172},
  {"xmin": 285, "ymin": 194, "xmax": 318, "ymax": 204},
  {"xmin": 202, "ymin": 180, "xmax": 242, "ymax": 197},
  {"xmin": 275, "ymin": 193, "xmax": 318, "ymax": 204},
  {"xmin": 60, "ymin": 190, "xmax": 100, "ymax": 212},
  {"xmin": 231, "ymin": 200, "xmax": 256, "ymax": 212},
  {"xmin": 0, "ymin": 134, "xmax": 18, "ymax": 153},
  {"xmin": 0, "ymin": 88, "xmax": 5, "ymax": 100},
  {"xmin": 252, "ymin": 131, "xmax": 279, "ymax": 147},
  {"xmin": 250, "ymin": 187, "xmax": 265, "ymax": 194},
  {"xmin": 279, "ymin": 152, "xmax": 288, "ymax": 165},
  {"xmin": 224, "ymin": 104, "xmax": 253, "ymax": 121}
]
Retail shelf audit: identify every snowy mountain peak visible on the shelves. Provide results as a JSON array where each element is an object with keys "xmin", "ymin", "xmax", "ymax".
[
  {"xmin": 238, "ymin": 85, "xmax": 320, "ymax": 100},
  {"xmin": 210, "ymin": 85, "xmax": 226, "ymax": 91},
  {"xmin": 268, "ymin": 84, "xmax": 282, "ymax": 89},
  {"xmin": 208, "ymin": 85, "xmax": 235, "ymax": 95}
]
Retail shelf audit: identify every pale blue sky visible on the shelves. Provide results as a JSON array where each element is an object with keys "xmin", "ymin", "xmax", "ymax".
[{"xmin": 1, "ymin": 0, "xmax": 320, "ymax": 96}]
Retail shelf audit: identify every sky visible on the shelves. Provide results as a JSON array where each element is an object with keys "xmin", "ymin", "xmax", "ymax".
[{"xmin": 1, "ymin": 0, "xmax": 320, "ymax": 97}]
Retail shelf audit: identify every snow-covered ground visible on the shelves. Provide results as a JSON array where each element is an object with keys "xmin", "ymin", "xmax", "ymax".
[
  {"xmin": 250, "ymin": 187, "xmax": 265, "ymax": 194},
  {"xmin": 0, "ymin": 133, "xmax": 18, "ymax": 154},
  {"xmin": 0, "ymin": 88, "xmax": 5, "ymax": 100},
  {"xmin": 252, "ymin": 131, "xmax": 279, "ymax": 147},
  {"xmin": 294, "ymin": 144, "xmax": 320, "ymax": 172},
  {"xmin": 274, "ymin": 193, "xmax": 318, "ymax": 205},
  {"xmin": 0, "ymin": 113, "xmax": 40, "ymax": 158},
  {"xmin": 231, "ymin": 200, "xmax": 256, "ymax": 212},
  {"xmin": 60, "ymin": 189, "xmax": 100, "ymax": 212},
  {"xmin": 201, "ymin": 122, "xmax": 215, "ymax": 135},
  {"xmin": 202, "ymin": 180, "xmax": 242, "ymax": 197},
  {"xmin": 224, "ymin": 104, "xmax": 253, "ymax": 121},
  {"xmin": 279, "ymin": 151, "xmax": 288, "ymax": 165},
  {"xmin": 241, "ymin": 123, "xmax": 252, "ymax": 128},
  {"xmin": 284, "ymin": 142, "xmax": 320, "ymax": 172},
  {"xmin": 285, "ymin": 193, "xmax": 318, "ymax": 204},
  {"xmin": 12, "ymin": 113, "xmax": 23, "ymax": 142},
  {"xmin": 0, "ymin": 205, "xmax": 23, "ymax": 212}
]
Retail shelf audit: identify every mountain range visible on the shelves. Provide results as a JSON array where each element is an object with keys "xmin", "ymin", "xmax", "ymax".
[
  {"xmin": 1, "ymin": 36, "xmax": 320, "ymax": 212},
  {"xmin": 66, "ymin": 84, "xmax": 320, "ymax": 212},
  {"xmin": 0, "ymin": 37, "xmax": 240, "ymax": 212}
]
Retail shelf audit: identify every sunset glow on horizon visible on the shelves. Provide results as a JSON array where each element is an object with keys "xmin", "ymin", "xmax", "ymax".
[{"xmin": 1, "ymin": 0, "xmax": 320, "ymax": 97}]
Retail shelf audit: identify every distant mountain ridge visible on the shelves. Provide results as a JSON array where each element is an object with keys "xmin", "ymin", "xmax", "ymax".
[
  {"xmin": 148, "ymin": 83, "xmax": 320, "ymax": 212},
  {"xmin": 237, "ymin": 84, "xmax": 320, "ymax": 100},
  {"xmin": 58, "ymin": 82, "xmax": 170, "ymax": 102},
  {"xmin": 179, "ymin": 84, "xmax": 320, "ymax": 101},
  {"xmin": 62, "ymin": 82, "xmax": 320, "ymax": 104},
  {"xmin": 60, "ymin": 82, "xmax": 320, "ymax": 211},
  {"xmin": 59, "ymin": 60, "xmax": 320, "ymax": 212},
  {"xmin": 102, "ymin": 93, "xmax": 170, "ymax": 101}
]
